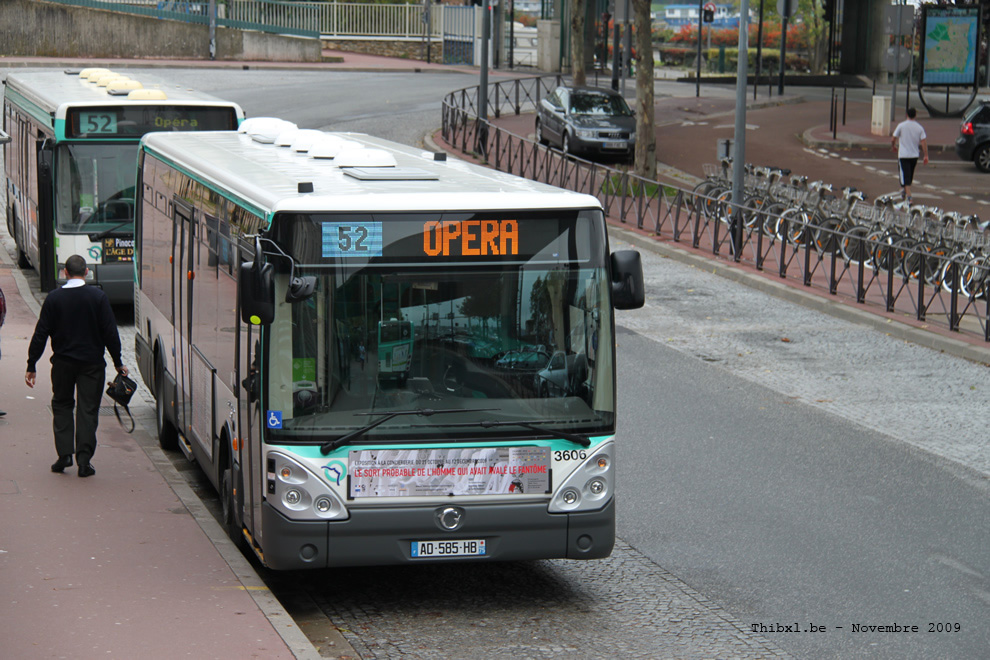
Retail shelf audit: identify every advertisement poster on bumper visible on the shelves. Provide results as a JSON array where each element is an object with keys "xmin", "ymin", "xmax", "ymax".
[{"xmin": 349, "ymin": 447, "xmax": 550, "ymax": 498}]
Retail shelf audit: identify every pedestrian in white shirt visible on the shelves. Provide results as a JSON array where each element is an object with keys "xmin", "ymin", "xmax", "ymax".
[{"xmin": 891, "ymin": 107, "xmax": 929, "ymax": 204}]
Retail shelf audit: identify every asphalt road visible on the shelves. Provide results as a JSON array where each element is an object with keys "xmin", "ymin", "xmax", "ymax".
[
  {"xmin": 616, "ymin": 325, "xmax": 990, "ymax": 659},
  {"xmin": 167, "ymin": 68, "xmax": 483, "ymax": 146}
]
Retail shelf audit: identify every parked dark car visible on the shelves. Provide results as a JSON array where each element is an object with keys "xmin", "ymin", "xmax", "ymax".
[
  {"xmin": 535, "ymin": 85, "xmax": 636, "ymax": 161},
  {"xmin": 956, "ymin": 99, "xmax": 990, "ymax": 172}
]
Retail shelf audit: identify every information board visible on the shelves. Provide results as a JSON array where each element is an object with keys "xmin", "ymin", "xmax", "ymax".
[{"xmin": 921, "ymin": 5, "xmax": 980, "ymax": 87}]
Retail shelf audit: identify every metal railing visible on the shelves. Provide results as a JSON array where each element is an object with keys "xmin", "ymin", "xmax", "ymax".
[
  {"xmin": 311, "ymin": 2, "xmax": 443, "ymax": 39},
  {"xmin": 440, "ymin": 76, "xmax": 990, "ymax": 345}
]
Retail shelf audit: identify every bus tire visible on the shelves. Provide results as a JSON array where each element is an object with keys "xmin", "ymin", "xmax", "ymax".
[
  {"xmin": 9, "ymin": 208, "xmax": 30, "ymax": 269},
  {"xmin": 221, "ymin": 465, "xmax": 247, "ymax": 550},
  {"xmin": 155, "ymin": 361, "xmax": 179, "ymax": 450}
]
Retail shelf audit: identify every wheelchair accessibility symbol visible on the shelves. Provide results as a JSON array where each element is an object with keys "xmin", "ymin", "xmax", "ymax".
[{"xmin": 267, "ymin": 410, "xmax": 283, "ymax": 429}]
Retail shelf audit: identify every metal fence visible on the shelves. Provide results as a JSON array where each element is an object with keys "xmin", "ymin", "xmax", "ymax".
[
  {"xmin": 309, "ymin": 1, "xmax": 443, "ymax": 38},
  {"xmin": 441, "ymin": 76, "xmax": 990, "ymax": 344}
]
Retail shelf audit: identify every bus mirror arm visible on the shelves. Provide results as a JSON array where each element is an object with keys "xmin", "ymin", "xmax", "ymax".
[
  {"xmin": 254, "ymin": 237, "xmax": 316, "ymax": 303},
  {"xmin": 610, "ymin": 250, "xmax": 645, "ymax": 310}
]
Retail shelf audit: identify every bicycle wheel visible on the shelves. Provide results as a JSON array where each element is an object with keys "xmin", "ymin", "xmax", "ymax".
[
  {"xmin": 960, "ymin": 256, "xmax": 989, "ymax": 298},
  {"xmin": 761, "ymin": 202, "xmax": 787, "ymax": 237},
  {"xmin": 692, "ymin": 181, "xmax": 724, "ymax": 219},
  {"xmin": 871, "ymin": 230, "xmax": 901, "ymax": 273},
  {"xmin": 841, "ymin": 225, "xmax": 873, "ymax": 266},
  {"xmin": 781, "ymin": 208, "xmax": 810, "ymax": 245},
  {"xmin": 743, "ymin": 195, "xmax": 769, "ymax": 230},
  {"xmin": 815, "ymin": 216, "xmax": 845, "ymax": 255},
  {"xmin": 921, "ymin": 243, "xmax": 951, "ymax": 287},
  {"xmin": 939, "ymin": 253, "xmax": 970, "ymax": 293},
  {"xmin": 892, "ymin": 237, "xmax": 922, "ymax": 280}
]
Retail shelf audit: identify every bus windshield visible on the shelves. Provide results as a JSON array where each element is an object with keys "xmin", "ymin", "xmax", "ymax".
[
  {"xmin": 265, "ymin": 211, "xmax": 615, "ymax": 443},
  {"xmin": 55, "ymin": 142, "xmax": 138, "ymax": 234}
]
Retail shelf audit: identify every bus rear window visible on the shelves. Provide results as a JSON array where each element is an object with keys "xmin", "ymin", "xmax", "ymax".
[{"xmin": 67, "ymin": 105, "xmax": 238, "ymax": 138}]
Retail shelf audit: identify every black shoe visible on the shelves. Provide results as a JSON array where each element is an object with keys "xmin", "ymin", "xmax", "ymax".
[
  {"xmin": 0, "ymin": 410, "xmax": 6, "ymax": 416},
  {"xmin": 78, "ymin": 463, "xmax": 96, "ymax": 478},
  {"xmin": 51, "ymin": 455, "xmax": 74, "ymax": 473}
]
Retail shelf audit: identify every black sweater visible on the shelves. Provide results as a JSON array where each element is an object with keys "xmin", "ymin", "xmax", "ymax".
[{"xmin": 27, "ymin": 283, "xmax": 123, "ymax": 372}]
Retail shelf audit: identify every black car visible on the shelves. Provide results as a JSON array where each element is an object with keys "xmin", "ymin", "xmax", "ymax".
[
  {"xmin": 535, "ymin": 85, "xmax": 636, "ymax": 161},
  {"xmin": 955, "ymin": 99, "xmax": 990, "ymax": 172}
]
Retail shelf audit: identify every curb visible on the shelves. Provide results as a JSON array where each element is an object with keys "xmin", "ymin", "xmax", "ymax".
[{"xmin": 0, "ymin": 57, "xmax": 479, "ymax": 75}]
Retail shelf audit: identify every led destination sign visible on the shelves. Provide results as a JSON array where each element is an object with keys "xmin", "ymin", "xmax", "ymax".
[
  {"xmin": 67, "ymin": 105, "xmax": 238, "ymax": 138},
  {"xmin": 298, "ymin": 212, "xmax": 600, "ymax": 265},
  {"xmin": 323, "ymin": 219, "xmax": 519, "ymax": 259},
  {"xmin": 422, "ymin": 219, "xmax": 519, "ymax": 257}
]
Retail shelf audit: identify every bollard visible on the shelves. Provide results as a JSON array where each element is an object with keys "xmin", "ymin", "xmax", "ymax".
[
  {"xmin": 832, "ymin": 93, "xmax": 838, "ymax": 140},
  {"xmin": 829, "ymin": 88, "xmax": 836, "ymax": 132}
]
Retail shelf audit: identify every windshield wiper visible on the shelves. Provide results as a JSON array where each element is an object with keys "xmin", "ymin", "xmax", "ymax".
[
  {"xmin": 88, "ymin": 220, "xmax": 132, "ymax": 242},
  {"xmin": 443, "ymin": 419, "xmax": 591, "ymax": 447},
  {"xmin": 319, "ymin": 407, "xmax": 499, "ymax": 455}
]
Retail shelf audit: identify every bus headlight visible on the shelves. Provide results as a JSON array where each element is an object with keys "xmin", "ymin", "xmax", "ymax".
[
  {"xmin": 548, "ymin": 441, "xmax": 614, "ymax": 513},
  {"xmin": 267, "ymin": 451, "xmax": 349, "ymax": 521}
]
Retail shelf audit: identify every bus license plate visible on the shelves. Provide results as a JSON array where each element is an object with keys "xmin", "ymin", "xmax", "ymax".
[{"xmin": 411, "ymin": 539, "xmax": 486, "ymax": 558}]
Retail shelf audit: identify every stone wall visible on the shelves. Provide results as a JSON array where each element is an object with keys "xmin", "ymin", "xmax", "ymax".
[
  {"xmin": 322, "ymin": 38, "xmax": 443, "ymax": 63},
  {"xmin": 0, "ymin": 0, "xmax": 321, "ymax": 62}
]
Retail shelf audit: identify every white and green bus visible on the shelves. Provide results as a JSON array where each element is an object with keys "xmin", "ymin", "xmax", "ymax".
[
  {"xmin": 133, "ymin": 118, "xmax": 644, "ymax": 569},
  {"xmin": 3, "ymin": 69, "xmax": 243, "ymax": 302}
]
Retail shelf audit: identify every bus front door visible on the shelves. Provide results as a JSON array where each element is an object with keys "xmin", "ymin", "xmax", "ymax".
[{"xmin": 36, "ymin": 139, "xmax": 56, "ymax": 292}]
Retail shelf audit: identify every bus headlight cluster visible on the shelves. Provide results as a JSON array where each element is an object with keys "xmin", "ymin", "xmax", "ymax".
[
  {"xmin": 266, "ymin": 451, "xmax": 349, "ymax": 521},
  {"xmin": 548, "ymin": 441, "xmax": 614, "ymax": 514}
]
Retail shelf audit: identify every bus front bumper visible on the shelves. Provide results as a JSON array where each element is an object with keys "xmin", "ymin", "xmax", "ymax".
[{"xmin": 258, "ymin": 498, "xmax": 615, "ymax": 570}]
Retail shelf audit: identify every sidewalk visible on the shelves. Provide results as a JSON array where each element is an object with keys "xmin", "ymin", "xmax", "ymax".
[{"xmin": 0, "ymin": 254, "xmax": 324, "ymax": 657}]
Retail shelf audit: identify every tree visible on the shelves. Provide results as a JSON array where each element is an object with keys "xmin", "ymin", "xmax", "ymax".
[
  {"xmin": 632, "ymin": 0, "xmax": 656, "ymax": 179},
  {"xmin": 571, "ymin": 0, "xmax": 587, "ymax": 85}
]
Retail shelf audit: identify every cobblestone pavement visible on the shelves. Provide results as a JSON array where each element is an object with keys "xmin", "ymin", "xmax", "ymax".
[{"xmin": 293, "ymin": 540, "xmax": 791, "ymax": 659}]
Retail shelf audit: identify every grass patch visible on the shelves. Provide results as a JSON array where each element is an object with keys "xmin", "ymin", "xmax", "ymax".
[{"xmin": 601, "ymin": 174, "xmax": 679, "ymax": 198}]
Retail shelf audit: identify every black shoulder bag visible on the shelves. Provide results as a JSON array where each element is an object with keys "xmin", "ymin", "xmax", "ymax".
[{"xmin": 106, "ymin": 373, "xmax": 138, "ymax": 433}]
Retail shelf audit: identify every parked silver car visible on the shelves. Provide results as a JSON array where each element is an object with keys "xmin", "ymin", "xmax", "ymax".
[
  {"xmin": 535, "ymin": 85, "xmax": 636, "ymax": 161},
  {"xmin": 535, "ymin": 350, "xmax": 589, "ymax": 398}
]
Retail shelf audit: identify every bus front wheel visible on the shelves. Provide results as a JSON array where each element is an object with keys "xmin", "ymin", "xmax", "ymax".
[{"xmin": 221, "ymin": 464, "xmax": 247, "ymax": 550}]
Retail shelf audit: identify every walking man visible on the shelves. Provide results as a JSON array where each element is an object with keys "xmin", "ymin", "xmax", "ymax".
[
  {"xmin": 25, "ymin": 255, "xmax": 128, "ymax": 477},
  {"xmin": 891, "ymin": 107, "xmax": 929, "ymax": 204}
]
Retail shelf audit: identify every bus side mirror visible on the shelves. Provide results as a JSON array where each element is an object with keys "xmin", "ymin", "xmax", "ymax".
[
  {"xmin": 610, "ymin": 250, "xmax": 645, "ymax": 310},
  {"xmin": 239, "ymin": 260, "xmax": 275, "ymax": 325}
]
